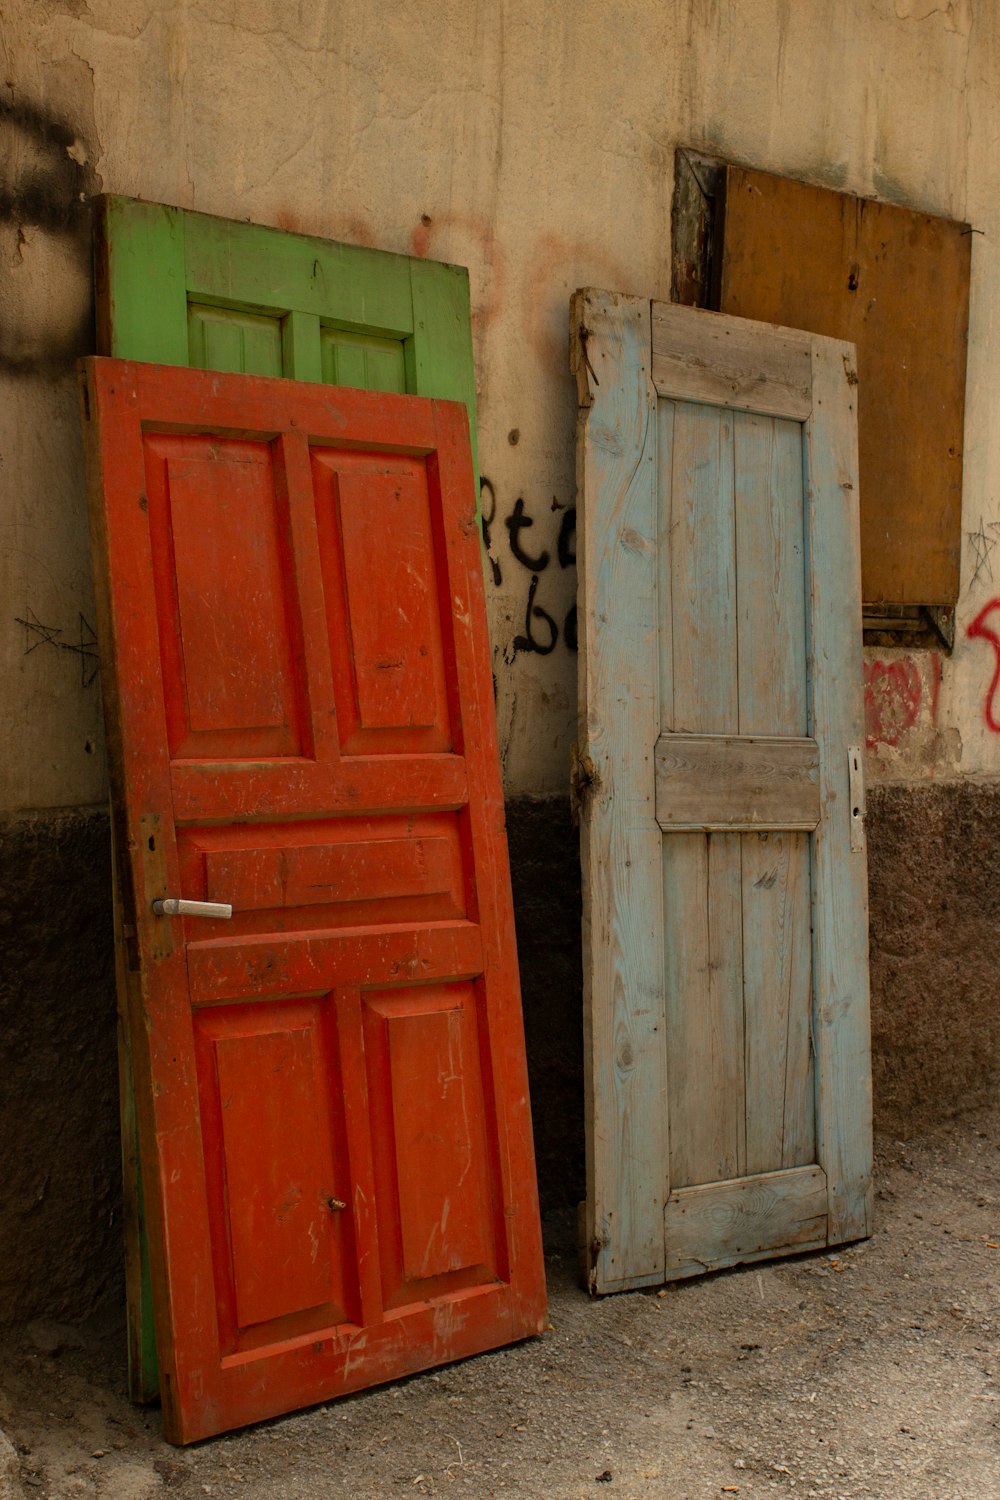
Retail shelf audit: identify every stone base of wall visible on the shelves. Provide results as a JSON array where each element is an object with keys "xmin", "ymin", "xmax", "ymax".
[
  {"xmin": 866, "ymin": 779, "xmax": 1000, "ymax": 1138},
  {"xmin": 1, "ymin": 782, "xmax": 997, "ymax": 1321},
  {"xmin": 0, "ymin": 807, "xmax": 119, "ymax": 1326},
  {"xmin": 505, "ymin": 798, "xmax": 585, "ymax": 1215}
]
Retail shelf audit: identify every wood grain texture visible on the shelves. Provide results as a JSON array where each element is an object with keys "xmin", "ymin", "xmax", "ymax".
[
  {"xmin": 742, "ymin": 831, "xmax": 815, "ymax": 1173},
  {"xmin": 572, "ymin": 289, "xmax": 667, "ymax": 1293},
  {"xmin": 652, "ymin": 300, "xmax": 812, "ymax": 420},
  {"xmin": 733, "ymin": 409, "xmax": 814, "ymax": 1174},
  {"xmin": 666, "ymin": 401, "xmax": 737, "ymax": 733},
  {"xmin": 720, "ymin": 165, "xmax": 970, "ymax": 605},
  {"xmin": 655, "ymin": 734, "xmax": 819, "ymax": 830},
  {"xmin": 805, "ymin": 338, "xmax": 874, "ymax": 1243},
  {"xmin": 659, "ymin": 396, "xmax": 745, "ymax": 1193},
  {"xmin": 664, "ymin": 1165, "xmax": 828, "ymax": 1276},
  {"xmin": 663, "ymin": 832, "xmax": 745, "ymax": 1190},
  {"xmin": 734, "ymin": 412, "xmax": 808, "ymax": 737}
]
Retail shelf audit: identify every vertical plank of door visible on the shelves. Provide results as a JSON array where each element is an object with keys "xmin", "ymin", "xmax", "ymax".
[
  {"xmin": 733, "ymin": 413, "xmax": 815, "ymax": 1174},
  {"xmin": 408, "ymin": 258, "xmax": 479, "ymax": 483},
  {"xmin": 573, "ymin": 289, "xmax": 666, "ymax": 1291},
  {"xmin": 805, "ymin": 339, "xmax": 873, "ymax": 1242},
  {"xmin": 95, "ymin": 199, "xmax": 188, "ymax": 365},
  {"xmin": 740, "ymin": 831, "xmax": 814, "ymax": 1170},
  {"xmin": 662, "ymin": 402, "xmax": 745, "ymax": 1187}
]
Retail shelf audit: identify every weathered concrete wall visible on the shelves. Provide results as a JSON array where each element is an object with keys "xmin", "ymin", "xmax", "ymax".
[
  {"xmin": 3, "ymin": 1, "xmax": 1000, "ymax": 801},
  {"xmin": 2, "ymin": 1, "xmax": 1000, "ymax": 1319}
]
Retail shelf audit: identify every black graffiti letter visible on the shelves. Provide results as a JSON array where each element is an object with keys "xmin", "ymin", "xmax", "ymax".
[
  {"xmin": 513, "ymin": 574, "xmax": 558, "ymax": 655},
  {"xmin": 505, "ymin": 498, "xmax": 551, "ymax": 571},
  {"xmin": 479, "ymin": 476, "xmax": 502, "ymax": 585}
]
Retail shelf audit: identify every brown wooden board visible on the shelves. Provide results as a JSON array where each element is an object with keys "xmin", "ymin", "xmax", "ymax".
[{"xmin": 718, "ymin": 165, "xmax": 971, "ymax": 607}]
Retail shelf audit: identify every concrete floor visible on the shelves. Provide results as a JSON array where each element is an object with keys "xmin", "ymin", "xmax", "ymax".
[{"xmin": 1, "ymin": 1105, "xmax": 999, "ymax": 1499}]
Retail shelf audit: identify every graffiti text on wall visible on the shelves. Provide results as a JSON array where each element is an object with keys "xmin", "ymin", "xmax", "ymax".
[
  {"xmin": 480, "ymin": 478, "xmax": 576, "ymax": 658},
  {"xmin": 966, "ymin": 600, "xmax": 1000, "ymax": 733}
]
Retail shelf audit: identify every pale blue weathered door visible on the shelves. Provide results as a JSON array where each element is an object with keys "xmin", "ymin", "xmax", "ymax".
[{"xmin": 572, "ymin": 292, "xmax": 872, "ymax": 1292}]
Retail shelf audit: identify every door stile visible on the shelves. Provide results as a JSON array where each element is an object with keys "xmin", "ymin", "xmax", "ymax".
[
  {"xmin": 82, "ymin": 377, "xmax": 214, "ymax": 1425},
  {"xmin": 95, "ymin": 198, "xmax": 189, "ymax": 366},
  {"xmin": 282, "ymin": 311, "xmax": 324, "ymax": 382},
  {"xmin": 276, "ymin": 430, "xmax": 342, "ymax": 768},
  {"xmin": 804, "ymin": 342, "xmax": 873, "ymax": 1244},
  {"xmin": 572, "ymin": 289, "xmax": 668, "ymax": 1294}
]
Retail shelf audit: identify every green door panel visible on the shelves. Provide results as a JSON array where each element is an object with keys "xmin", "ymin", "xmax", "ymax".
[{"xmin": 95, "ymin": 196, "xmax": 478, "ymax": 473}]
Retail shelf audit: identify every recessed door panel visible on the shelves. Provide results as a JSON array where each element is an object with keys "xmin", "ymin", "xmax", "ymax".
[
  {"xmin": 144, "ymin": 436, "xmax": 306, "ymax": 761},
  {"xmin": 363, "ymin": 984, "xmax": 500, "ymax": 1311},
  {"xmin": 195, "ymin": 1000, "xmax": 358, "ymax": 1346},
  {"xmin": 312, "ymin": 453, "xmax": 453, "ymax": 754}
]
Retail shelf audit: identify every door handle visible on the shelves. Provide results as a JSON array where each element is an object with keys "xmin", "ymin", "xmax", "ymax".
[{"xmin": 152, "ymin": 897, "xmax": 233, "ymax": 919}]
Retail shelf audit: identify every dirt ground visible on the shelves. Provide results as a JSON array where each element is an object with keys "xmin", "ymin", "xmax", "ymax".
[{"xmin": 1, "ymin": 1106, "xmax": 999, "ymax": 1500}]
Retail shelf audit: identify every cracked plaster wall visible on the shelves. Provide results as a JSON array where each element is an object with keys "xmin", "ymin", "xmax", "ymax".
[{"xmin": 1, "ymin": 1, "xmax": 999, "ymax": 803}]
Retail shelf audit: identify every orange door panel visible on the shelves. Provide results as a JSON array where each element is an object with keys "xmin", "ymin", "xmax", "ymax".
[{"xmin": 81, "ymin": 360, "xmax": 546, "ymax": 1444}]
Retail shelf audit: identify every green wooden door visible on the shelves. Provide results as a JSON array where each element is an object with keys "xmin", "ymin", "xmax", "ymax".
[
  {"xmin": 96, "ymin": 196, "xmax": 477, "ymax": 469},
  {"xmin": 572, "ymin": 292, "xmax": 873, "ymax": 1293},
  {"xmin": 95, "ymin": 197, "xmax": 480, "ymax": 1399}
]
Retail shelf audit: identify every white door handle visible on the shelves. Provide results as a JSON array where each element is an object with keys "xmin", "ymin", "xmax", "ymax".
[{"xmin": 152, "ymin": 897, "xmax": 233, "ymax": 919}]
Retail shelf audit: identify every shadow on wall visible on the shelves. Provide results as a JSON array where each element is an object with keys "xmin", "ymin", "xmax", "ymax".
[{"xmin": 0, "ymin": 91, "xmax": 100, "ymax": 376}]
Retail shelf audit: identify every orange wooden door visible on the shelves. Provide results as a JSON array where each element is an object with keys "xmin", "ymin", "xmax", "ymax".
[{"xmin": 81, "ymin": 358, "xmax": 546, "ymax": 1444}]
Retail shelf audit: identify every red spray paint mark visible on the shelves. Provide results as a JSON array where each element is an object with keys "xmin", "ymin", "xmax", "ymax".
[
  {"xmin": 966, "ymin": 599, "xmax": 1000, "ymax": 732},
  {"xmin": 863, "ymin": 657, "xmax": 921, "ymax": 748}
]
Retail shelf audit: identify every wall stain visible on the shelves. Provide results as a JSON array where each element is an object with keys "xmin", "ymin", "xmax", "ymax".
[{"xmin": 0, "ymin": 90, "xmax": 100, "ymax": 375}]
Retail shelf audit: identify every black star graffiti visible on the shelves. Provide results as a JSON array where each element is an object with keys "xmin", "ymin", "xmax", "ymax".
[
  {"xmin": 967, "ymin": 516, "xmax": 1000, "ymax": 591},
  {"xmin": 15, "ymin": 608, "xmax": 99, "ymax": 686}
]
